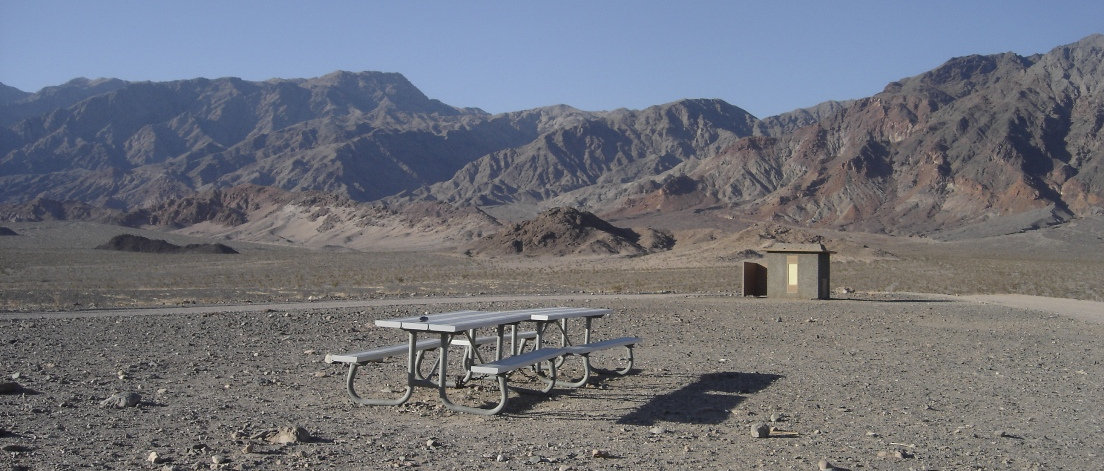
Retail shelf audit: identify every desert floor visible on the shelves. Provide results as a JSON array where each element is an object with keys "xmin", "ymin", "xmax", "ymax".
[{"xmin": 2, "ymin": 221, "xmax": 1103, "ymax": 470}]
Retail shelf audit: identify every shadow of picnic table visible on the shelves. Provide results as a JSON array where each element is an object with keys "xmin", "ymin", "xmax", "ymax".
[{"xmin": 617, "ymin": 371, "xmax": 782, "ymax": 425}]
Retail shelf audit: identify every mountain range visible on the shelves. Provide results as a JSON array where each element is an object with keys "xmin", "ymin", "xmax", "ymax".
[{"xmin": 2, "ymin": 34, "xmax": 1102, "ymax": 241}]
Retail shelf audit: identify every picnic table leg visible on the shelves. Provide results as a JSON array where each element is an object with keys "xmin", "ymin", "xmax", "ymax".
[
  {"xmin": 436, "ymin": 332, "xmax": 510, "ymax": 415},
  {"xmin": 533, "ymin": 321, "xmax": 551, "ymax": 374},
  {"xmin": 459, "ymin": 328, "xmax": 478, "ymax": 383},
  {"xmin": 343, "ymin": 331, "xmax": 416, "ymax": 406},
  {"xmin": 555, "ymin": 353, "xmax": 591, "ymax": 388},
  {"xmin": 592, "ymin": 343, "xmax": 636, "ymax": 376},
  {"xmin": 551, "ymin": 318, "xmax": 575, "ymax": 368}
]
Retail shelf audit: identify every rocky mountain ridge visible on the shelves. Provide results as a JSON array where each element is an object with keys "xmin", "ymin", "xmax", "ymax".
[
  {"xmin": 659, "ymin": 34, "xmax": 1104, "ymax": 235},
  {"xmin": 2, "ymin": 35, "xmax": 1102, "ymax": 240}
]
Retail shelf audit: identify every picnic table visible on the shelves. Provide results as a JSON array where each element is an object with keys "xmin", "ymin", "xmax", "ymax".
[{"xmin": 326, "ymin": 307, "xmax": 640, "ymax": 415}]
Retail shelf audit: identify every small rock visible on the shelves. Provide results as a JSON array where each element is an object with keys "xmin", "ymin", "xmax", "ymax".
[
  {"xmin": 99, "ymin": 391, "xmax": 141, "ymax": 408},
  {"xmin": 877, "ymin": 449, "xmax": 910, "ymax": 459},
  {"xmin": 818, "ymin": 459, "xmax": 834, "ymax": 470},
  {"xmin": 649, "ymin": 426, "xmax": 667, "ymax": 434},
  {"xmin": 10, "ymin": 372, "xmax": 20, "ymax": 380},
  {"xmin": 425, "ymin": 438, "xmax": 439, "ymax": 448},
  {"xmin": 769, "ymin": 413, "xmax": 782, "ymax": 422},
  {"xmin": 591, "ymin": 449, "xmax": 610, "ymax": 459},
  {"xmin": 147, "ymin": 451, "xmax": 162, "ymax": 464},
  {"xmin": 211, "ymin": 454, "xmax": 227, "ymax": 464},
  {"xmin": 267, "ymin": 425, "xmax": 311, "ymax": 444},
  {"xmin": 495, "ymin": 453, "xmax": 507, "ymax": 462},
  {"xmin": 241, "ymin": 444, "xmax": 254, "ymax": 454},
  {"xmin": 751, "ymin": 423, "xmax": 770, "ymax": 438}
]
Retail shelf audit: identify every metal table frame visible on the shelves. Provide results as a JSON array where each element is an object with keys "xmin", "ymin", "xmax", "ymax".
[{"xmin": 348, "ymin": 307, "xmax": 609, "ymax": 414}]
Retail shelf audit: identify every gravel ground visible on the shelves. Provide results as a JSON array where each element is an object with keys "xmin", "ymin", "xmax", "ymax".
[{"xmin": 2, "ymin": 293, "xmax": 1103, "ymax": 470}]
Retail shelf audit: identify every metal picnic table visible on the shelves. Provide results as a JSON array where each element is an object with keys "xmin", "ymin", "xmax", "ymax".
[{"xmin": 328, "ymin": 307, "xmax": 639, "ymax": 415}]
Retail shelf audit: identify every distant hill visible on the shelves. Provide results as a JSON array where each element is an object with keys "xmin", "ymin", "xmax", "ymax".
[
  {"xmin": 0, "ymin": 184, "xmax": 502, "ymax": 251},
  {"xmin": 2, "ymin": 35, "xmax": 1102, "ymax": 239},
  {"xmin": 95, "ymin": 234, "xmax": 238, "ymax": 254}
]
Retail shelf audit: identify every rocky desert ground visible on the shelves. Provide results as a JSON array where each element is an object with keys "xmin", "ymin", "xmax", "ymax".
[{"xmin": 2, "ymin": 219, "xmax": 1103, "ymax": 470}]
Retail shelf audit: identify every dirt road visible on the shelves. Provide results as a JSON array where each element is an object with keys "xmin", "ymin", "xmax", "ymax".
[
  {"xmin": 7, "ymin": 292, "xmax": 1101, "ymax": 326},
  {"xmin": 1, "ymin": 292, "xmax": 694, "ymax": 320},
  {"xmin": 960, "ymin": 294, "xmax": 1104, "ymax": 324}
]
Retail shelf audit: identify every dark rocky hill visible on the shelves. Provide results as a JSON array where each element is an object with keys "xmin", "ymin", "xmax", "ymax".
[
  {"xmin": 95, "ymin": 234, "xmax": 238, "ymax": 254},
  {"xmin": 468, "ymin": 206, "xmax": 671, "ymax": 256}
]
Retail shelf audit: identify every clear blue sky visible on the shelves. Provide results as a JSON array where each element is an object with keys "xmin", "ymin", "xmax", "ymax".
[{"xmin": 1, "ymin": 1, "xmax": 1101, "ymax": 118}]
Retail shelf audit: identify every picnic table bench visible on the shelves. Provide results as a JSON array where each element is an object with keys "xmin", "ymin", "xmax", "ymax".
[{"xmin": 326, "ymin": 307, "xmax": 639, "ymax": 415}]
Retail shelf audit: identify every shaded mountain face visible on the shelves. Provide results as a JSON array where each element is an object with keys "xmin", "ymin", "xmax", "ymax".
[
  {"xmin": 0, "ymin": 83, "xmax": 31, "ymax": 107},
  {"xmin": 0, "ymin": 78, "xmax": 128, "ymax": 125},
  {"xmin": 420, "ymin": 99, "xmax": 760, "ymax": 207},
  {"xmin": 0, "ymin": 71, "xmax": 528, "ymax": 207},
  {"xmin": 2, "ymin": 35, "xmax": 1103, "ymax": 238}
]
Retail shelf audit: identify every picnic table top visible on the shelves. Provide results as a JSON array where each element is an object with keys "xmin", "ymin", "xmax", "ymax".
[{"xmin": 374, "ymin": 307, "xmax": 610, "ymax": 332}]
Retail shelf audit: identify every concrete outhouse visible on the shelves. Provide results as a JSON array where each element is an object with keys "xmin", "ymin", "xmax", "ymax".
[{"xmin": 764, "ymin": 243, "xmax": 832, "ymax": 299}]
